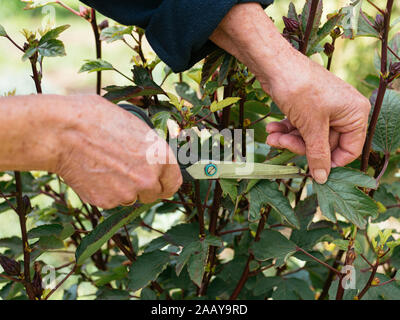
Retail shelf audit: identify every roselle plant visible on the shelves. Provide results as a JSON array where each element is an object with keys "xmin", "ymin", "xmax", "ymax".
[{"xmin": 0, "ymin": 0, "xmax": 400, "ymax": 300}]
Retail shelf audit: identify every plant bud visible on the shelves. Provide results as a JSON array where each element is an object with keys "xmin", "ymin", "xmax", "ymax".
[
  {"xmin": 79, "ymin": 6, "xmax": 91, "ymax": 19},
  {"xmin": 324, "ymin": 43, "xmax": 335, "ymax": 57},
  {"xmin": 0, "ymin": 255, "xmax": 21, "ymax": 276},
  {"xmin": 374, "ymin": 14, "xmax": 384, "ymax": 32},
  {"xmin": 98, "ymin": 19, "xmax": 109, "ymax": 31},
  {"xmin": 331, "ymin": 27, "xmax": 341, "ymax": 39},
  {"xmin": 282, "ymin": 16, "xmax": 300, "ymax": 34},
  {"xmin": 371, "ymin": 277, "xmax": 380, "ymax": 286},
  {"xmin": 346, "ymin": 249, "xmax": 356, "ymax": 265},
  {"xmin": 22, "ymin": 195, "xmax": 32, "ymax": 215}
]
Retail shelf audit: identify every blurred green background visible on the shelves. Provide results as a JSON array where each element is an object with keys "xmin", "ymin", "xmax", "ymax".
[{"xmin": 0, "ymin": 0, "xmax": 399, "ymax": 299}]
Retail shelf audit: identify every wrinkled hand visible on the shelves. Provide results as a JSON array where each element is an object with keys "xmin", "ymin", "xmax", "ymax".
[
  {"xmin": 209, "ymin": 3, "xmax": 371, "ymax": 185},
  {"xmin": 264, "ymin": 54, "xmax": 371, "ymax": 184},
  {"xmin": 56, "ymin": 95, "xmax": 182, "ymax": 209}
]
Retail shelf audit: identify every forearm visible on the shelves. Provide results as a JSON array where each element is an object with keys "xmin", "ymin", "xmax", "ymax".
[
  {"xmin": 0, "ymin": 95, "xmax": 76, "ymax": 172},
  {"xmin": 209, "ymin": 3, "xmax": 312, "ymax": 110}
]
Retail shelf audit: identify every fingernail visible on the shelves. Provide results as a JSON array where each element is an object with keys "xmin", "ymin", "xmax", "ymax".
[
  {"xmin": 331, "ymin": 162, "xmax": 338, "ymax": 168},
  {"xmin": 313, "ymin": 169, "xmax": 328, "ymax": 184}
]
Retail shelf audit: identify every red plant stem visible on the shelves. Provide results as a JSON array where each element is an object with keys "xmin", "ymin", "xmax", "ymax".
[
  {"xmin": 199, "ymin": 184, "xmax": 222, "ymax": 295},
  {"xmin": 386, "ymin": 203, "xmax": 400, "ymax": 209},
  {"xmin": 230, "ymin": 207, "xmax": 271, "ymax": 300},
  {"xmin": 14, "ymin": 172, "xmax": 35, "ymax": 300},
  {"xmin": 230, "ymin": 255, "xmax": 252, "ymax": 300},
  {"xmin": 327, "ymin": 38, "xmax": 336, "ymax": 71},
  {"xmin": 195, "ymin": 180, "xmax": 205, "ymax": 237},
  {"xmin": 218, "ymin": 227, "xmax": 249, "ymax": 236},
  {"xmin": 361, "ymin": 0, "xmax": 394, "ymax": 172},
  {"xmin": 388, "ymin": 46, "xmax": 400, "ymax": 61},
  {"xmin": 367, "ymin": 0, "xmax": 385, "ymax": 14},
  {"xmin": 0, "ymin": 274, "xmax": 23, "ymax": 283},
  {"xmin": 300, "ymin": 0, "xmax": 320, "ymax": 55},
  {"xmin": 357, "ymin": 258, "xmax": 380, "ymax": 299},
  {"xmin": 239, "ymin": 94, "xmax": 246, "ymax": 158},
  {"xmin": 140, "ymin": 221, "xmax": 165, "ymax": 235},
  {"xmin": 45, "ymin": 264, "xmax": 77, "ymax": 300},
  {"xmin": 360, "ymin": 253, "xmax": 374, "ymax": 268},
  {"xmin": 373, "ymin": 277, "xmax": 396, "ymax": 287},
  {"xmin": 318, "ymin": 250, "xmax": 345, "ymax": 300},
  {"xmin": 112, "ymin": 234, "xmax": 135, "ymax": 261},
  {"xmin": 376, "ymin": 152, "xmax": 390, "ymax": 184},
  {"xmin": 247, "ymin": 113, "xmax": 271, "ymax": 127},
  {"xmin": 90, "ymin": 9, "xmax": 102, "ymax": 95},
  {"xmin": 56, "ymin": 1, "xmax": 82, "ymax": 16},
  {"xmin": 296, "ymin": 246, "xmax": 340, "ymax": 275},
  {"xmin": 5, "ymin": 35, "xmax": 24, "ymax": 52},
  {"xmin": 30, "ymin": 57, "xmax": 42, "ymax": 94}
]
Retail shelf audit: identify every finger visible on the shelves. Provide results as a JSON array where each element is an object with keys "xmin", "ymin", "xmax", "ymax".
[
  {"xmin": 331, "ymin": 127, "xmax": 365, "ymax": 167},
  {"xmin": 137, "ymin": 172, "xmax": 163, "ymax": 203},
  {"xmin": 278, "ymin": 133, "xmax": 306, "ymax": 155},
  {"xmin": 302, "ymin": 119, "xmax": 331, "ymax": 184},
  {"xmin": 266, "ymin": 132, "xmax": 285, "ymax": 149},
  {"xmin": 329, "ymin": 129, "xmax": 340, "ymax": 152},
  {"xmin": 267, "ymin": 122, "xmax": 289, "ymax": 134},
  {"xmin": 266, "ymin": 119, "xmax": 295, "ymax": 133},
  {"xmin": 159, "ymin": 163, "xmax": 183, "ymax": 198}
]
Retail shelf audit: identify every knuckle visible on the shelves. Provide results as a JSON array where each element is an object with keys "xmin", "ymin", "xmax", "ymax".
[{"xmin": 137, "ymin": 174, "xmax": 160, "ymax": 192}]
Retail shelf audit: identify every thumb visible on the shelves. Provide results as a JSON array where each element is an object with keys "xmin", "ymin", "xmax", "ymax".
[{"xmin": 302, "ymin": 120, "xmax": 331, "ymax": 184}]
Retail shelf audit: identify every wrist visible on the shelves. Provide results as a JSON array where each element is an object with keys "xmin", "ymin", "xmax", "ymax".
[{"xmin": 210, "ymin": 3, "xmax": 310, "ymax": 109}]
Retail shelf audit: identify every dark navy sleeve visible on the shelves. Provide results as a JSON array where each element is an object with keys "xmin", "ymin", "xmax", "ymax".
[{"xmin": 81, "ymin": 0, "xmax": 274, "ymax": 73}]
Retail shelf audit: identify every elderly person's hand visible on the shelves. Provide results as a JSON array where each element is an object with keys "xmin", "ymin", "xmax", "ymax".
[
  {"xmin": 210, "ymin": 3, "xmax": 371, "ymax": 184},
  {"xmin": 0, "ymin": 95, "xmax": 182, "ymax": 208}
]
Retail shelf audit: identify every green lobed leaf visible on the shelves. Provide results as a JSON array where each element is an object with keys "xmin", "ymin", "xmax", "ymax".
[
  {"xmin": 102, "ymin": 85, "xmax": 163, "ymax": 103},
  {"xmin": 132, "ymin": 66, "xmax": 162, "ymax": 90},
  {"xmin": 175, "ymin": 82, "xmax": 203, "ymax": 108},
  {"xmin": 145, "ymin": 223, "xmax": 200, "ymax": 253},
  {"xmin": 28, "ymin": 224, "xmax": 63, "ymax": 239},
  {"xmin": 100, "ymin": 26, "xmax": 133, "ymax": 43},
  {"xmin": 254, "ymin": 276, "xmax": 314, "ymax": 300},
  {"xmin": 175, "ymin": 236, "xmax": 222, "ymax": 286},
  {"xmin": 357, "ymin": 11, "xmax": 380, "ymax": 38},
  {"xmin": 128, "ymin": 250, "xmax": 170, "ymax": 292},
  {"xmin": 152, "ymin": 111, "xmax": 170, "ymax": 139},
  {"xmin": 341, "ymin": 0, "xmax": 363, "ymax": 39},
  {"xmin": 210, "ymin": 97, "xmax": 241, "ymax": 113},
  {"xmin": 201, "ymin": 48, "xmax": 225, "ymax": 86},
  {"xmin": 79, "ymin": 59, "xmax": 114, "ymax": 73},
  {"xmin": 308, "ymin": 13, "xmax": 343, "ymax": 55},
  {"xmin": 39, "ymin": 25, "xmax": 70, "ymax": 44},
  {"xmin": 372, "ymin": 89, "xmax": 400, "ymax": 153},
  {"xmin": 290, "ymin": 196, "xmax": 339, "ymax": 250},
  {"xmin": 248, "ymin": 180, "xmax": 300, "ymax": 229},
  {"xmin": 219, "ymin": 179, "xmax": 238, "ymax": 203},
  {"xmin": 21, "ymin": 46, "xmax": 38, "ymax": 61},
  {"xmin": 75, "ymin": 203, "xmax": 157, "ymax": 265},
  {"xmin": 313, "ymin": 167, "xmax": 378, "ymax": 229},
  {"xmin": 251, "ymin": 230, "xmax": 297, "ymax": 266},
  {"xmin": 96, "ymin": 288, "xmax": 130, "ymax": 300},
  {"xmin": 38, "ymin": 39, "xmax": 66, "ymax": 57}
]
